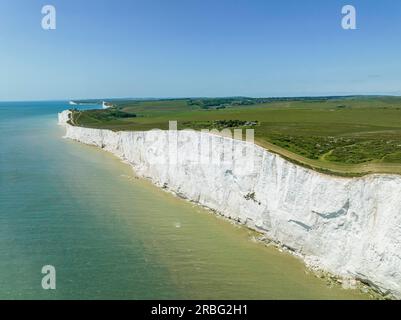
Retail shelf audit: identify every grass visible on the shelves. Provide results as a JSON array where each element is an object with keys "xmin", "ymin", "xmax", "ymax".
[{"xmin": 69, "ymin": 96, "xmax": 401, "ymax": 176}]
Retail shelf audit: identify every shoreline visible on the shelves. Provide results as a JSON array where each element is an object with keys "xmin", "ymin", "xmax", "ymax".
[
  {"xmin": 161, "ymin": 185, "xmax": 381, "ymax": 299},
  {"xmin": 58, "ymin": 109, "xmax": 401, "ymax": 299}
]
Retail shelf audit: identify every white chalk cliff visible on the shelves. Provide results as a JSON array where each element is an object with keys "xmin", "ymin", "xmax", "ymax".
[
  {"xmin": 102, "ymin": 101, "xmax": 113, "ymax": 109},
  {"xmin": 58, "ymin": 110, "xmax": 401, "ymax": 298}
]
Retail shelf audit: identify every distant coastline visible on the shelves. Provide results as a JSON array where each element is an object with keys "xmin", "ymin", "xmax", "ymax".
[
  {"xmin": 69, "ymin": 100, "xmax": 101, "ymax": 106},
  {"xmin": 69, "ymin": 100, "xmax": 114, "ymax": 109}
]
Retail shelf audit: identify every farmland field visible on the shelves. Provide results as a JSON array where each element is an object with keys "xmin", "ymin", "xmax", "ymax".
[{"xmin": 70, "ymin": 96, "xmax": 401, "ymax": 176}]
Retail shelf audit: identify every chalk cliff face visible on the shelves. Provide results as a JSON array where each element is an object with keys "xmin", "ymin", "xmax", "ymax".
[
  {"xmin": 58, "ymin": 110, "xmax": 71, "ymax": 125},
  {"xmin": 58, "ymin": 110, "xmax": 401, "ymax": 298}
]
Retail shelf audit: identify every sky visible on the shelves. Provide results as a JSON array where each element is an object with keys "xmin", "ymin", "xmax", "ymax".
[{"xmin": 0, "ymin": 0, "xmax": 401, "ymax": 101}]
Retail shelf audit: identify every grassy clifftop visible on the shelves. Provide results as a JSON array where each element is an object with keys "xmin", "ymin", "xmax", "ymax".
[{"xmin": 70, "ymin": 96, "xmax": 401, "ymax": 176}]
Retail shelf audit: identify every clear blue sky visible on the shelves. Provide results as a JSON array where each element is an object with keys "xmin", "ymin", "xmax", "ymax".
[{"xmin": 1, "ymin": 0, "xmax": 400, "ymax": 101}]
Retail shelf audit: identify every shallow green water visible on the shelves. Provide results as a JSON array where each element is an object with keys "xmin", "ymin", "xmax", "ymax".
[{"xmin": 0, "ymin": 102, "xmax": 371, "ymax": 299}]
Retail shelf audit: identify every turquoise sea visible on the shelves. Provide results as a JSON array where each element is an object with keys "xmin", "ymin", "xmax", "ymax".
[{"xmin": 0, "ymin": 101, "xmax": 370, "ymax": 299}]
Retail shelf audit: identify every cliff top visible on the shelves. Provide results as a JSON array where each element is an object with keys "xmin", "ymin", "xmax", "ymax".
[{"xmin": 69, "ymin": 96, "xmax": 401, "ymax": 177}]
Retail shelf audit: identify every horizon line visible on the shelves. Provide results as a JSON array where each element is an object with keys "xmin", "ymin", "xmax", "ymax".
[{"xmin": 1, "ymin": 93, "xmax": 401, "ymax": 103}]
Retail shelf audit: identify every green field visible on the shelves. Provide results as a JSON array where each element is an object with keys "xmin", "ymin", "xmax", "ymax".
[{"xmin": 70, "ymin": 96, "xmax": 401, "ymax": 176}]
